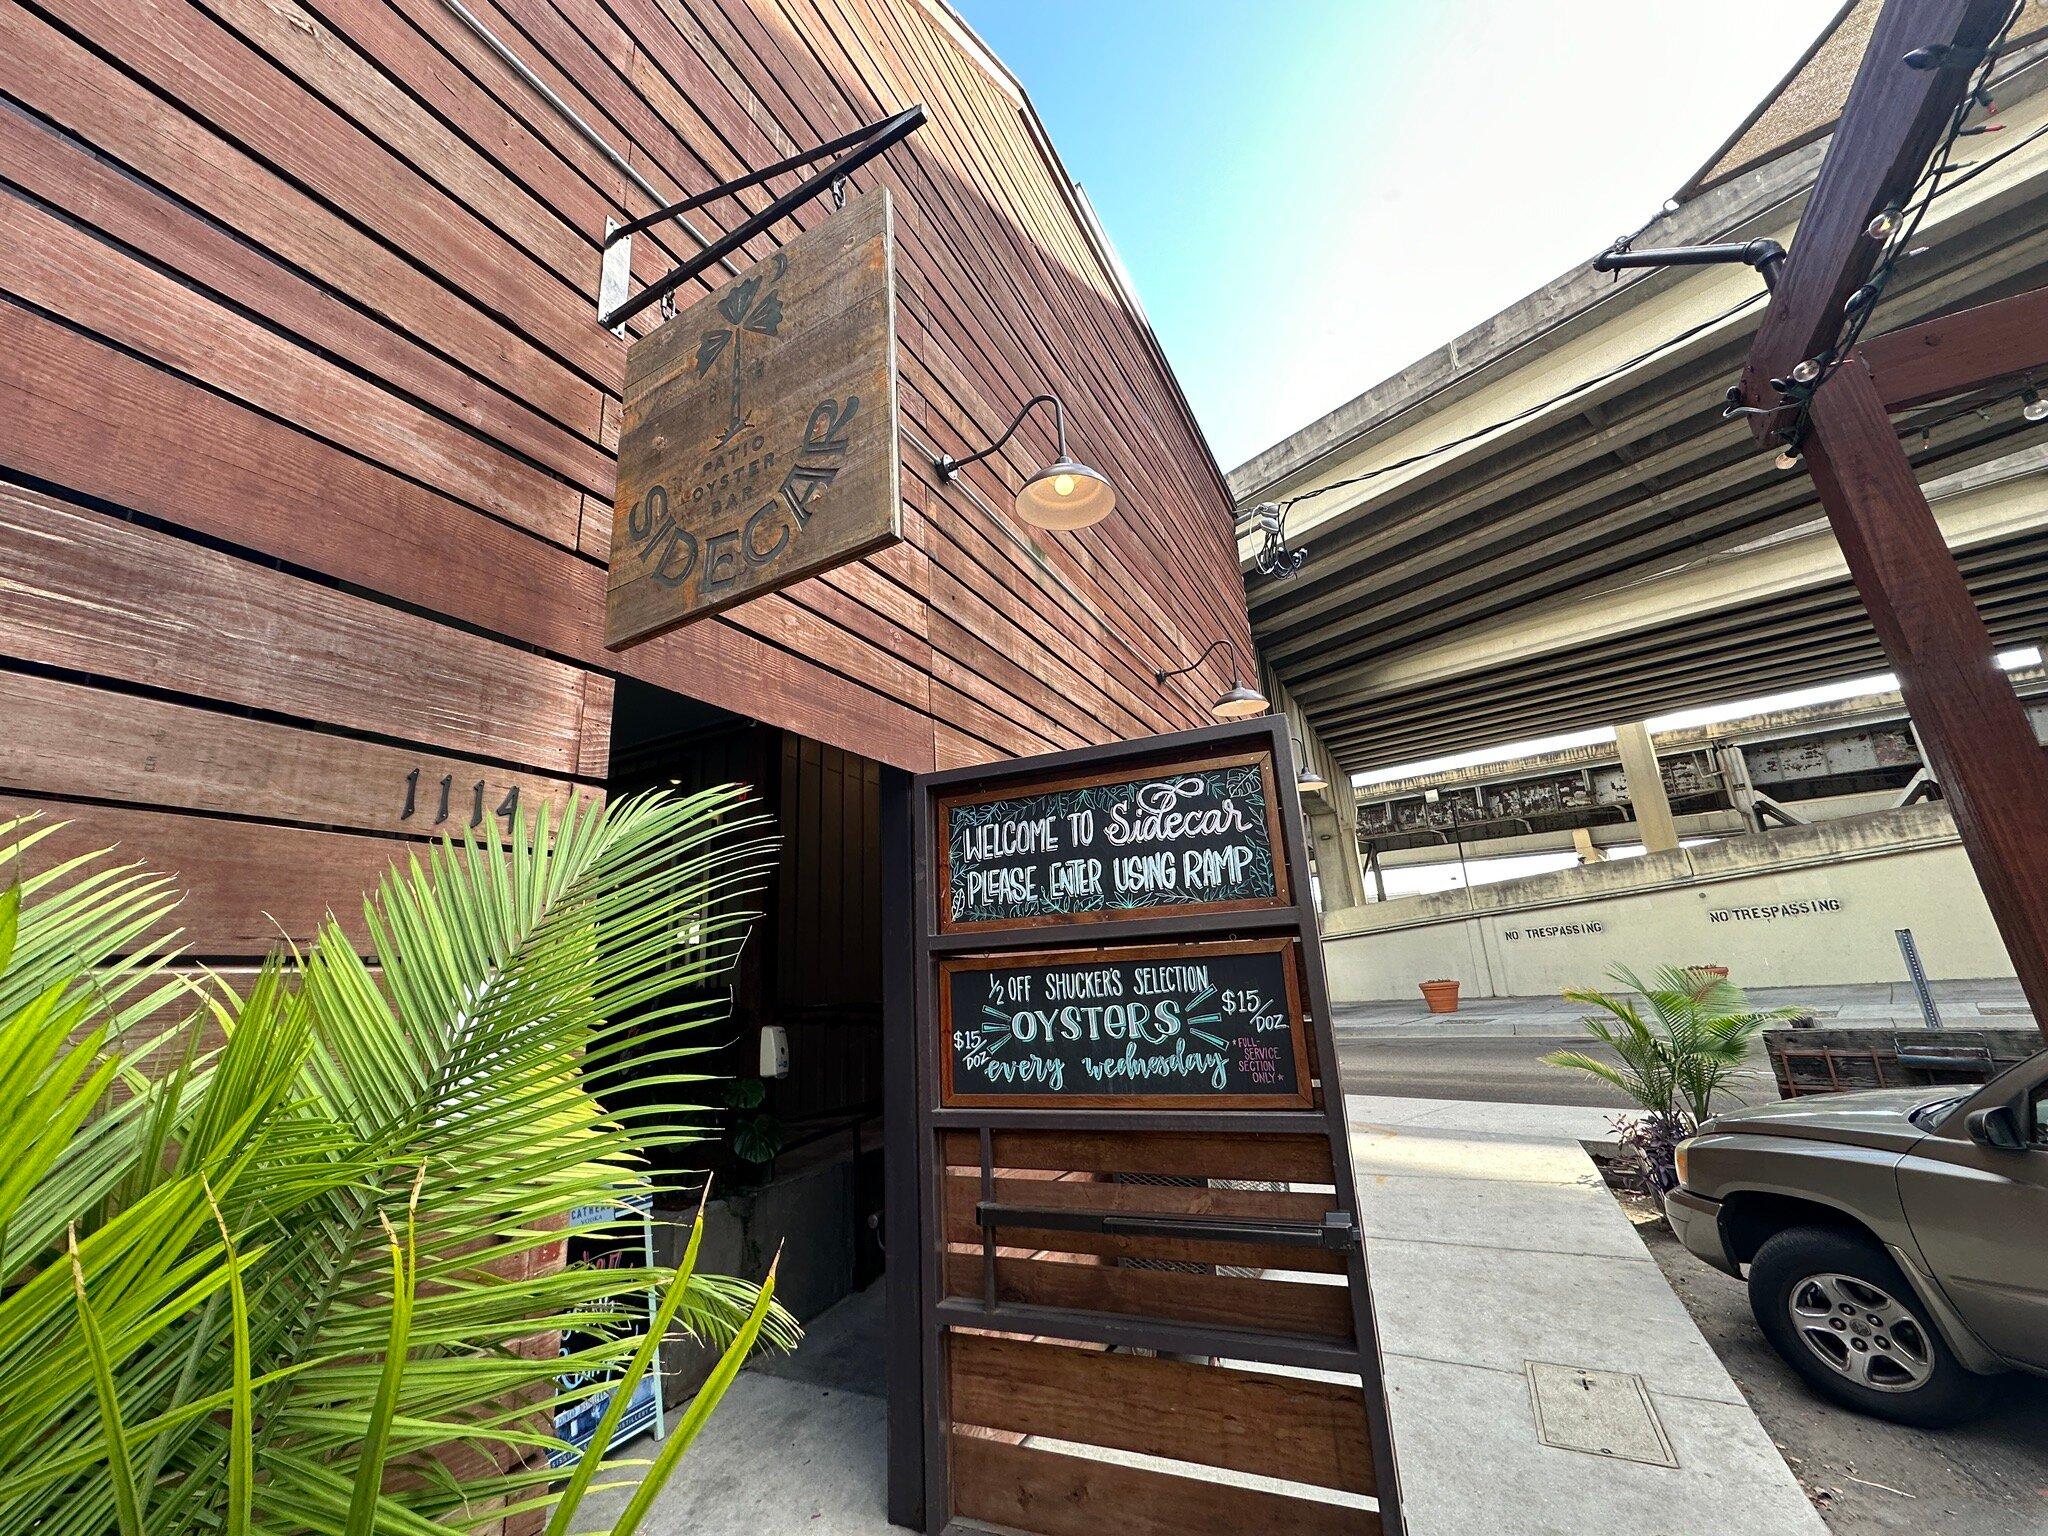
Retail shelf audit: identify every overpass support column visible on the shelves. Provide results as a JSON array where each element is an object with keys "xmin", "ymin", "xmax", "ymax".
[
  {"xmin": 1308, "ymin": 807, "xmax": 1369, "ymax": 914},
  {"xmin": 1616, "ymin": 721, "xmax": 1680, "ymax": 855}
]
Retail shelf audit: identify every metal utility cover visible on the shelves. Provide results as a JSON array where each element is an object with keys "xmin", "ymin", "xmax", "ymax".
[{"xmin": 1526, "ymin": 1362, "xmax": 1677, "ymax": 1468}]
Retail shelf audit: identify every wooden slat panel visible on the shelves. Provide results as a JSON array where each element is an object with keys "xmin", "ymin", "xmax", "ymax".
[
  {"xmin": 0, "ymin": 187, "xmax": 581, "ymax": 546},
  {"xmin": 948, "ymin": 1334, "xmax": 1376, "ymax": 1495},
  {"xmin": 38, "ymin": 0, "xmax": 616, "ymax": 380},
  {"xmin": 946, "ymin": 1173, "xmax": 1337, "ymax": 1225},
  {"xmin": 0, "ymin": 302, "xmax": 934, "ymax": 771},
  {"xmin": 0, "ymin": 4, "xmax": 603, "ymax": 440},
  {"xmin": 942, "ymin": 1252, "xmax": 1354, "ymax": 1342},
  {"xmin": 0, "ymin": 98, "xmax": 609, "ymax": 497},
  {"xmin": 0, "ymin": 483, "xmax": 589, "ymax": 774},
  {"xmin": 574, "ymin": 675, "xmax": 617, "ymax": 782},
  {"xmin": 949, "ymin": 1432, "xmax": 1377, "ymax": 1536},
  {"xmin": 941, "ymin": 1130, "xmax": 1337, "ymax": 1184},
  {"xmin": 0, "ymin": 797, "xmax": 398, "ymax": 953},
  {"xmin": 1, "ymin": 0, "xmax": 1253, "ymax": 798},
  {"xmin": 0, "ymin": 672, "xmax": 592, "ymax": 838},
  {"xmin": 941, "ymin": 1175, "xmax": 1344, "ymax": 1274}
]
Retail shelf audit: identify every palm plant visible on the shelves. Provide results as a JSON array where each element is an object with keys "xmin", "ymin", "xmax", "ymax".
[
  {"xmin": 0, "ymin": 788, "xmax": 798, "ymax": 1536},
  {"xmin": 1544, "ymin": 965, "xmax": 1793, "ymax": 1188}
]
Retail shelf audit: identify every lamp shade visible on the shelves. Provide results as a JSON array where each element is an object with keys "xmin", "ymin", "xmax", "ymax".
[
  {"xmin": 1210, "ymin": 682, "xmax": 1269, "ymax": 721},
  {"xmin": 1297, "ymin": 768, "xmax": 1329, "ymax": 794},
  {"xmin": 1016, "ymin": 457, "xmax": 1116, "ymax": 530}
]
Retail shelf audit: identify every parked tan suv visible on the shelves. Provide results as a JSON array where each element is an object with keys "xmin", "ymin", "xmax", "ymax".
[{"xmin": 1666, "ymin": 1050, "xmax": 2048, "ymax": 1425}]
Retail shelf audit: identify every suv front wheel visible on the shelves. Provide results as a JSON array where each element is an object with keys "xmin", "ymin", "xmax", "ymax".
[{"xmin": 1747, "ymin": 1226, "xmax": 1990, "ymax": 1427}]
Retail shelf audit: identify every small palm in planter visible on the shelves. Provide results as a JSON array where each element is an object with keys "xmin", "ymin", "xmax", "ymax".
[
  {"xmin": 1543, "ymin": 965, "xmax": 1793, "ymax": 1192},
  {"xmin": 0, "ymin": 789, "xmax": 798, "ymax": 1536}
]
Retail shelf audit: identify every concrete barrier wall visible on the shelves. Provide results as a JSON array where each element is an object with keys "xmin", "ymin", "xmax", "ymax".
[{"xmin": 1321, "ymin": 805, "xmax": 2015, "ymax": 1002}]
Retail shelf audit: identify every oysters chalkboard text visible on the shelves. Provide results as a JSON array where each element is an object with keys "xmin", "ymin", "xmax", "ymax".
[
  {"xmin": 939, "ymin": 939, "xmax": 1309, "ymax": 1108},
  {"xmin": 938, "ymin": 751, "xmax": 1286, "ymax": 930}
]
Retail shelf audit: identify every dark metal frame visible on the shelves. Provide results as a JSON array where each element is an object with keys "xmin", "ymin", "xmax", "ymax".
[
  {"xmin": 902, "ymin": 715, "xmax": 1405, "ymax": 1535},
  {"xmin": 1152, "ymin": 635, "xmax": 1253, "ymax": 689},
  {"xmin": 1591, "ymin": 237, "xmax": 1787, "ymax": 290},
  {"xmin": 973, "ymin": 1200, "xmax": 1358, "ymax": 1251},
  {"xmin": 880, "ymin": 767, "xmax": 925, "ymax": 1531},
  {"xmin": 931, "ymin": 392, "xmax": 1068, "ymax": 481},
  {"xmin": 598, "ymin": 105, "xmax": 925, "ymax": 330}
]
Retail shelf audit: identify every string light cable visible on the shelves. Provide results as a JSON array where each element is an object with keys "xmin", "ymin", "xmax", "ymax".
[
  {"xmin": 1771, "ymin": 0, "xmax": 2030, "ymax": 459},
  {"xmin": 1237, "ymin": 4, "xmax": 2040, "ymax": 572},
  {"xmin": 1235, "ymin": 287, "xmax": 1771, "ymax": 560}
]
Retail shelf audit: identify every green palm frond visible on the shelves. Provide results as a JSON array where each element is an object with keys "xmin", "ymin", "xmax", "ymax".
[
  {"xmin": 1546, "ymin": 963, "xmax": 1788, "ymax": 1125},
  {"xmin": 0, "ymin": 788, "xmax": 796, "ymax": 1536}
]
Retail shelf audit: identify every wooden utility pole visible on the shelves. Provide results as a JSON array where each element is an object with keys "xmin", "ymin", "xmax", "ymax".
[{"xmin": 1735, "ymin": 0, "xmax": 2048, "ymax": 1042}]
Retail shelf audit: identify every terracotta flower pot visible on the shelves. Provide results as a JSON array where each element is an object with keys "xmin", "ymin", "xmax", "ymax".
[
  {"xmin": 1419, "ymin": 979, "xmax": 1461, "ymax": 1014},
  {"xmin": 1691, "ymin": 964, "xmax": 1730, "ymax": 981}
]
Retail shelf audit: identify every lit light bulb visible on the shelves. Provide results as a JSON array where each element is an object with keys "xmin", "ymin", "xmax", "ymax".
[
  {"xmin": 2024, "ymin": 389, "xmax": 2048, "ymax": 424},
  {"xmin": 1867, "ymin": 207, "xmax": 1900, "ymax": 240},
  {"xmin": 1775, "ymin": 448, "xmax": 1802, "ymax": 471},
  {"xmin": 1052, "ymin": 472, "xmax": 1076, "ymax": 496},
  {"xmin": 1791, "ymin": 358, "xmax": 1822, "ymax": 384}
]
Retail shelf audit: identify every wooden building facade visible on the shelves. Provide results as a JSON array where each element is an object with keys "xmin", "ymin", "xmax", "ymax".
[
  {"xmin": 0, "ymin": 0, "xmax": 1246, "ymax": 951},
  {"xmin": 1, "ymin": 2, "xmax": 1248, "ymax": 1514}
]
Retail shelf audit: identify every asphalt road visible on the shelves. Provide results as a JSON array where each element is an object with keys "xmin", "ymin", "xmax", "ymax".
[
  {"xmin": 1636, "ymin": 1208, "xmax": 2048, "ymax": 1535},
  {"xmin": 1334, "ymin": 1031, "xmax": 1780, "ymax": 1109}
]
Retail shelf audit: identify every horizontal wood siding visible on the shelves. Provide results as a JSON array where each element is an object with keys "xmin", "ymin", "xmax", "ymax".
[
  {"xmin": 0, "ymin": 0, "xmax": 1242, "ymax": 953},
  {"xmin": 949, "ymin": 1334, "xmax": 1377, "ymax": 1496},
  {"xmin": 949, "ymin": 1433, "xmax": 1378, "ymax": 1536}
]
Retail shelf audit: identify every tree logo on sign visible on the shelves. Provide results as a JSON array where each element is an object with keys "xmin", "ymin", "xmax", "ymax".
[{"xmin": 694, "ymin": 252, "xmax": 787, "ymax": 448}]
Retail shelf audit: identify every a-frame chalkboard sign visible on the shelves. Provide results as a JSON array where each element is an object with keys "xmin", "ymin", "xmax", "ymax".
[{"xmin": 909, "ymin": 717, "xmax": 1403, "ymax": 1535}]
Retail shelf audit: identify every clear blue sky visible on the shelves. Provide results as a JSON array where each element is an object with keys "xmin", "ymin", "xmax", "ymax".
[{"xmin": 954, "ymin": 1, "xmax": 1838, "ymax": 472}]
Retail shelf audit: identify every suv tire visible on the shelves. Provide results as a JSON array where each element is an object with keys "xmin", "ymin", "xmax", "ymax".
[{"xmin": 1748, "ymin": 1226, "xmax": 1990, "ymax": 1427}]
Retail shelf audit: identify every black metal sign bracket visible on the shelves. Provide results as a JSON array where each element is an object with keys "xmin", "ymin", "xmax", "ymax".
[{"xmin": 597, "ymin": 104, "xmax": 925, "ymax": 331}]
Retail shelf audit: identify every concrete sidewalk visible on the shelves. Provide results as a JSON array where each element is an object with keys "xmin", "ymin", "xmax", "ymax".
[
  {"xmin": 570, "ymin": 1283, "xmax": 896, "ymax": 1535},
  {"xmin": 1349, "ymin": 1093, "xmax": 1825, "ymax": 1536},
  {"xmin": 1335, "ymin": 976, "xmax": 2033, "ymax": 1038}
]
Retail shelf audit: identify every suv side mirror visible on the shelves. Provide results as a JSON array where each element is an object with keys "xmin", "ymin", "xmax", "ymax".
[{"xmin": 1966, "ymin": 1104, "xmax": 2026, "ymax": 1152}]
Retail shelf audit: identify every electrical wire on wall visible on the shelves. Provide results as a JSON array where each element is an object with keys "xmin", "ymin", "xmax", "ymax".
[
  {"xmin": 1767, "ymin": 0, "xmax": 2028, "ymax": 465},
  {"xmin": 1238, "ymin": 1, "xmax": 2042, "ymax": 578},
  {"xmin": 1235, "ymin": 288, "xmax": 1772, "ymax": 572}
]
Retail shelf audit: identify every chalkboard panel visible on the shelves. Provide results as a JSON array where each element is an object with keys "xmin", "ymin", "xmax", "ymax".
[
  {"xmin": 939, "ymin": 939, "xmax": 1311, "ymax": 1108},
  {"xmin": 936, "ymin": 750, "xmax": 1288, "ymax": 932}
]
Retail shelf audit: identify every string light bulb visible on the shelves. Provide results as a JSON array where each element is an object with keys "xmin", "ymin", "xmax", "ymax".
[
  {"xmin": 1866, "ymin": 206, "xmax": 1901, "ymax": 240},
  {"xmin": 2023, "ymin": 388, "xmax": 2048, "ymax": 424},
  {"xmin": 1775, "ymin": 447, "xmax": 1803, "ymax": 471},
  {"xmin": 1791, "ymin": 358, "xmax": 1823, "ymax": 385}
]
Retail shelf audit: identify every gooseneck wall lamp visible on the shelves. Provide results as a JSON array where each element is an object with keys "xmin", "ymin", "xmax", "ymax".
[
  {"xmin": 1292, "ymin": 738, "xmax": 1330, "ymax": 795},
  {"xmin": 933, "ymin": 393, "xmax": 1117, "ymax": 530},
  {"xmin": 1154, "ymin": 638, "xmax": 1269, "ymax": 722}
]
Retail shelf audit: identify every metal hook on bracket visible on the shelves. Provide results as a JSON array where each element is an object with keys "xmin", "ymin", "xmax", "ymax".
[{"xmin": 597, "ymin": 105, "xmax": 925, "ymax": 331}]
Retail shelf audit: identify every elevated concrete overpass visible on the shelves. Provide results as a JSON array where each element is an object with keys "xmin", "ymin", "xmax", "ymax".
[{"xmin": 1234, "ymin": 36, "xmax": 2048, "ymax": 779}]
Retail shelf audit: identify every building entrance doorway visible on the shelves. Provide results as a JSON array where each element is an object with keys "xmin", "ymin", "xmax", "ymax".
[{"xmin": 603, "ymin": 678, "xmax": 891, "ymax": 1411}]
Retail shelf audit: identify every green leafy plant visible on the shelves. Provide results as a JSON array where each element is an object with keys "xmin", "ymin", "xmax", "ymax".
[
  {"xmin": 712, "ymin": 1078, "xmax": 783, "ymax": 1168},
  {"xmin": 730, "ymin": 1115, "xmax": 785, "ymax": 1167},
  {"xmin": 0, "ymin": 789, "xmax": 799, "ymax": 1536},
  {"xmin": 1543, "ymin": 965, "xmax": 1793, "ymax": 1189}
]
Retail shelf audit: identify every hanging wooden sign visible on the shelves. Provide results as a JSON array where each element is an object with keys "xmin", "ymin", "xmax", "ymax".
[
  {"xmin": 938, "ymin": 937, "xmax": 1311, "ymax": 1108},
  {"xmin": 906, "ymin": 718, "xmax": 1404, "ymax": 1536},
  {"xmin": 605, "ymin": 187, "xmax": 900, "ymax": 647}
]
